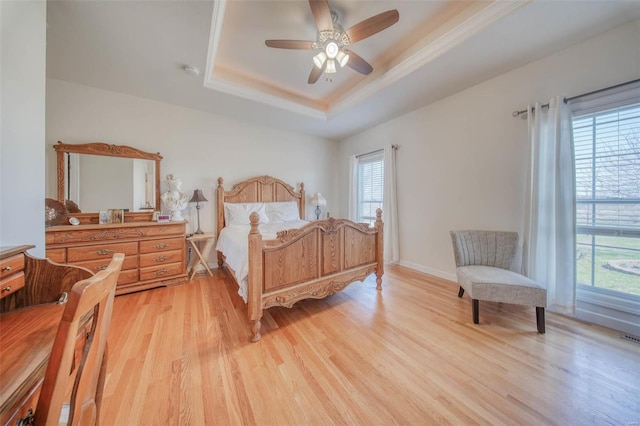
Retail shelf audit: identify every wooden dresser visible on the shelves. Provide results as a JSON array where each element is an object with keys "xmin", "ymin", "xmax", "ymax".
[{"xmin": 46, "ymin": 221, "xmax": 187, "ymax": 295}]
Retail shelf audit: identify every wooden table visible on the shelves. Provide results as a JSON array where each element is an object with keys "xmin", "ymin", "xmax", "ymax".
[
  {"xmin": 0, "ymin": 303, "xmax": 64, "ymax": 425},
  {"xmin": 186, "ymin": 233, "xmax": 216, "ymax": 280}
]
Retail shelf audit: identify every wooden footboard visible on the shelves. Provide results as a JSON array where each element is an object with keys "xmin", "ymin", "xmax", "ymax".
[{"xmin": 247, "ymin": 209, "xmax": 383, "ymax": 341}]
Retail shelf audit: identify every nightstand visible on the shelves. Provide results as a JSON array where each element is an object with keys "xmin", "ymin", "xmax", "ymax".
[{"xmin": 186, "ymin": 233, "xmax": 216, "ymax": 280}]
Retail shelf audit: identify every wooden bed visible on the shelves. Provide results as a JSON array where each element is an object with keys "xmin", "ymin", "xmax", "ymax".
[{"xmin": 216, "ymin": 175, "xmax": 384, "ymax": 342}]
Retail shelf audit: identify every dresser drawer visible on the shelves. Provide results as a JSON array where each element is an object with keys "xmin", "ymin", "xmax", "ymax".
[
  {"xmin": 117, "ymin": 269, "xmax": 139, "ymax": 285},
  {"xmin": 139, "ymin": 250, "xmax": 183, "ymax": 268},
  {"xmin": 139, "ymin": 237, "xmax": 184, "ymax": 254},
  {"xmin": 67, "ymin": 242, "xmax": 138, "ymax": 262},
  {"xmin": 46, "ymin": 248, "xmax": 66, "ymax": 263},
  {"xmin": 74, "ymin": 255, "xmax": 139, "ymax": 274},
  {"xmin": 0, "ymin": 254, "xmax": 24, "ymax": 279},
  {"xmin": 145, "ymin": 224, "xmax": 185, "ymax": 237},
  {"xmin": 139, "ymin": 262, "xmax": 183, "ymax": 281},
  {"xmin": 1, "ymin": 272, "xmax": 25, "ymax": 299}
]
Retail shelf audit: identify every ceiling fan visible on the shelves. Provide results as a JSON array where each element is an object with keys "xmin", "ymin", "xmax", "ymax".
[{"xmin": 265, "ymin": 0, "xmax": 399, "ymax": 84}]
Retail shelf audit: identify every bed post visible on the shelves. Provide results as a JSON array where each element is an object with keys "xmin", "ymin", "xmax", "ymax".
[
  {"xmin": 217, "ymin": 177, "xmax": 225, "ymax": 268},
  {"xmin": 248, "ymin": 212, "xmax": 263, "ymax": 342},
  {"xmin": 375, "ymin": 208, "xmax": 384, "ymax": 290}
]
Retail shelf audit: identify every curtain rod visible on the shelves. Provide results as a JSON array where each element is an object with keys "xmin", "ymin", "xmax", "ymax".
[
  {"xmin": 512, "ymin": 78, "xmax": 640, "ymax": 118},
  {"xmin": 356, "ymin": 144, "xmax": 398, "ymax": 158}
]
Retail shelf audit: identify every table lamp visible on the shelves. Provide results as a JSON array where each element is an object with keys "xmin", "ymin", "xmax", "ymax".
[
  {"xmin": 189, "ymin": 189, "xmax": 208, "ymax": 234},
  {"xmin": 311, "ymin": 192, "xmax": 326, "ymax": 220}
]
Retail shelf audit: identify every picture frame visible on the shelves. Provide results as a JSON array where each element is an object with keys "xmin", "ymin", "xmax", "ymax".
[
  {"xmin": 108, "ymin": 209, "xmax": 124, "ymax": 224},
  {"xmin": 99, "ymin": 210, "xmax": 109, "ymax": 224},
  {"xmin": 157, "ymin": 214, "xmax": 171, "ymax": 223}
]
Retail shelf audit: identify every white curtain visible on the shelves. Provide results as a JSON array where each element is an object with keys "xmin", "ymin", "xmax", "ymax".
[
  {"xmin": 348, "ymin": 154, "xmax": 358, "ymax": 221},
  {"xmin": 383, "ymin": 144, "xmax": 400, "ymax": 263},
  {"xmin": 524, "ymin": 96, "xmax": 576, "ymax": 312}
]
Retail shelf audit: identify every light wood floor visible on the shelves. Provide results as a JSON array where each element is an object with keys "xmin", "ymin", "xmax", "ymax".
[{"xmin": 101, "ymin": 265, "xmax": 640, "ymax": 425}]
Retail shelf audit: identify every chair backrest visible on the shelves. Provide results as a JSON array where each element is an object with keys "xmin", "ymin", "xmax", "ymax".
[
  {"xmin": 450, "ymin": 230, "xmax": 518, "ymax": 270},
  {"xmin": 35, "ymin": 253, "xmax": 124, "ymax": 426}
]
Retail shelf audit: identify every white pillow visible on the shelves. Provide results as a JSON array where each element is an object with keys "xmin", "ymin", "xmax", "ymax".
[
  {"xmin": 265, "ymin": 201, "xmax": 300, "ymax": 223},
  {"xmin": 224, "ymin": 203, "xmax": 269, "ymax": 225}
]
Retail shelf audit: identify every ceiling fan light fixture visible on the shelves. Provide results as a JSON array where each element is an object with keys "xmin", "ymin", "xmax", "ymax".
[
  {"xmin": 325, "ymin": 59, "xmax": 337, "ymax": 74},
  {"xmin": 265, "ymin": 2, "xmax": 399, "ymax": 84},
  {"xmin": 325, "ymin": 41, "xmax": 339, "ymax": 59},
  {"xmin": 336, "ymin": 50, "xmax": 349, "ymax": 67},
  {"xmin": 313, "ymin": 51, "xmax": 327, "ymax": 69}
]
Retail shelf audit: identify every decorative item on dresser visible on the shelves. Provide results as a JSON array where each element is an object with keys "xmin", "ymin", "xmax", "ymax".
[
  {"xmin": 161, "ymin": 174, "xmax": 188, "ymax": 222},
  {"xmin": 46, "ymin": 221, "xmax": 187, "ymax": 295},
  {"xmin": 216, "ymin": 175, "xmax": 384, "ymax": 342}
]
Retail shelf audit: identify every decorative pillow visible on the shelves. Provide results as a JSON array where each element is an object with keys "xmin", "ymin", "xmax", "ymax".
[
  {"xmin": 265, "ymin": 201, "xmax": 300, "ymax": 223},
  {"xmin": 224, "ymin": 203, "xmax": 269, "ymax": 225}
]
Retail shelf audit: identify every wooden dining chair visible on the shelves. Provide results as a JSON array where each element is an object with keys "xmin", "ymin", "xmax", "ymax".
[{"xmin": 34, "ymin": 253, "xmax": 124, "ymax": 426}]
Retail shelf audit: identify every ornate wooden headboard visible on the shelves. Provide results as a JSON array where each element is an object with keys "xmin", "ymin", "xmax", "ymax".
[{"xmin": 216, "ymin": 176, "xmax": 305, "ymax": 232}]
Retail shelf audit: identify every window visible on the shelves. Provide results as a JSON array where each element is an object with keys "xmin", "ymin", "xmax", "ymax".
[
  {"xmin": 572, "ymin": 101, "xmax": 640, "ymax": 299},
  {"xmin": 356, "ymin": 151, "xmax": 384, "ymax": 225}
]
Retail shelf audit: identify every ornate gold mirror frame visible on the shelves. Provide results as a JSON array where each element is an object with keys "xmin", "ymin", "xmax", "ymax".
[{"xmin": 55, "ymin": 141, "xmax": 163, "ymax": 223}]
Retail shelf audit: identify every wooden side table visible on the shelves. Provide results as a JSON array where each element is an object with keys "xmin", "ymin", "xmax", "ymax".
[{"xmin": 186, "ymin": 233, "xmax": 216, "ymax": 280}]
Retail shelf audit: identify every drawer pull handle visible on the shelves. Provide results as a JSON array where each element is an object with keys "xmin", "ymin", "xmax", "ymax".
[
  {"xmin": 1, "ymin": 286, "xmax": 12, "ymax": 293},
  {"xmin": 96, "ymin": 249, "xmax": 114, "ymax": 255},
  {"xmin": 154, "ymin": 256, "xmax": 168, "ymax": 262},
  {"xmin": 154, "ymin": 269, "xmax": 169, "ymax": 275},
  {"xmin": 95, "ymin": 265, "xmax": 108, "ymax": 271},
  {"xmin": 154, "ymin": 243, "xmax": 168, "ymax": 249},
  {"xmin": 1, "ymin": 265, "xmax": 12, "ymax": 272}
]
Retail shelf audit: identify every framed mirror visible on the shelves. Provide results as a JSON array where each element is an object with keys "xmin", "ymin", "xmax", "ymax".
[{"xmin": 55, "ymin": 141, "xmax": 162, "ymax": 219}]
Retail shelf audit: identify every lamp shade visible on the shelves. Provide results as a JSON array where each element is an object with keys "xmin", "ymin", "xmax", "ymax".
[
  {"xmin": 311, "ymin": 193, "xmax": 326, "ymax": 207},
  {"xmin": 189, "ymin": 189, "xmax": 208, "ymax": 203}
]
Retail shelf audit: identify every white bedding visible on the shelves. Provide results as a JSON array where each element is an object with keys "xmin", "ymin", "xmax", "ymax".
[{"xmin": 215, "ymin": 220, "xmax": 308, "ymax": 302}]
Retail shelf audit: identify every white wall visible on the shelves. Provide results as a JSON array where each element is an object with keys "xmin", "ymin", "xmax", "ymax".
[
  {"xmin": 339, "ymin": 20, "xmax": 640, "ymax": 282},
  {"xmin": 46, "ymin": 79, "xmax": 339, "ymax": 237},
  {"xmin": 0, "ymin": 1, "xmax": 47, "ymax": 256}
]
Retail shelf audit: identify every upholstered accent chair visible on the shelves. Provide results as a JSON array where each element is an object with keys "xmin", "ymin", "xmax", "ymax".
[{"xmin": 450, "ymin": 230, "xmax": 547, "ymax": 333}]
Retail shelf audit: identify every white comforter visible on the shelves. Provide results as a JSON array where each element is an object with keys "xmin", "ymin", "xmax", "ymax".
[{"xmin": 215, "ymin": 220, "xmax": 308, "ymax": 302}]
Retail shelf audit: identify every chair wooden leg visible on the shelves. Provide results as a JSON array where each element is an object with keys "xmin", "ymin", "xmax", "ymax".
[
  {"xmin": 536, "ymin": 307, "xmax": 545, "ymax": 333},
  {"xmin": 472, "ymin": 299, "xmax": 479, "ymax": 324},
  {"xmin": 458, "ymin": 286, "xmax": 464, "ymax": 297}
]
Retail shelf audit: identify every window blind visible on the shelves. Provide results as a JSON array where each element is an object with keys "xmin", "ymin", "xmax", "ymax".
[
  {"xmin": 573, "ymin": 102, "xmax": 640, "ymax": 233},
  {"xmin": 357, "ymin": 151, "xmax": 384, "ymax": 224}
]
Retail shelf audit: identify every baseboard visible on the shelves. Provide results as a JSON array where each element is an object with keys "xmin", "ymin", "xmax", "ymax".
[{"xmin": 396, "ymin": 260, "xmax": 457, "ymax": 283}]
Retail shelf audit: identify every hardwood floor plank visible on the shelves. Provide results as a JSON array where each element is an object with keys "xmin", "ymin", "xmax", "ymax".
[{"xmin": 100, "ymin": 265, "xmax": 640, "ymax": 425}]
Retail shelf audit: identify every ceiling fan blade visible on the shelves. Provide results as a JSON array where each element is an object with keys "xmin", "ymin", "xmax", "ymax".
[
  {"xmin": 345, "ymin": 10, "xmax": 399, "ymax": 44},
  {"xmin": 265, "ymin": 40, "xmax": 315, "ymax": 49},
  {"xmin": 308, "ymin": 62, "xmax": 327, "ymax": 84},
  {"xmin": 309, "ymin": 0, "xmax": 333, "ymax": 32},
  {"xmin": 344, "ymin": 50, "xmax": 373, "ymax": 75}
]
